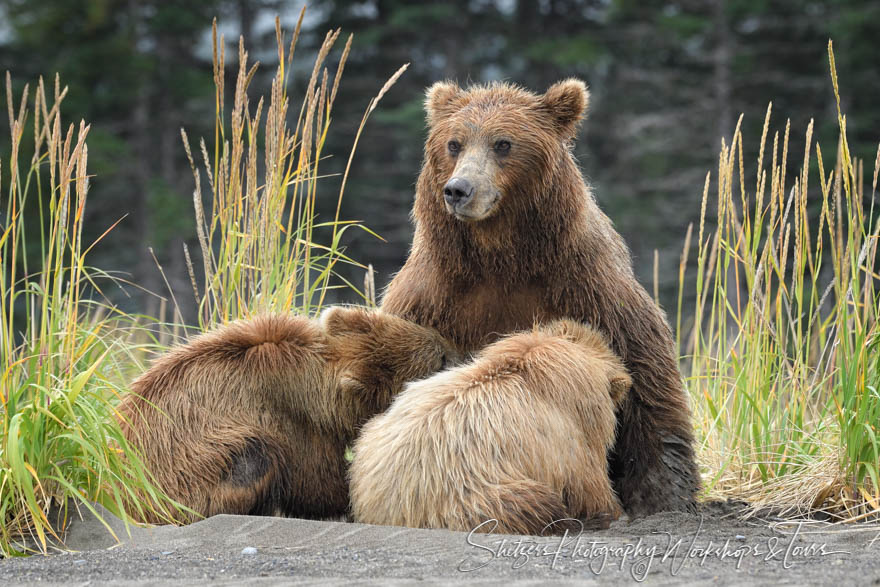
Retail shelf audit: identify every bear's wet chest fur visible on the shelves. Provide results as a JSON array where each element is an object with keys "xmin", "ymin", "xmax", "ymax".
[{"xmin": 440, "ymin": 279, "xmax": 554, "ymax": 352}]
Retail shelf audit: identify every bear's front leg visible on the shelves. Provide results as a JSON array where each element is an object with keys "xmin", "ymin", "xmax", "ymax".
[{"xmin": 607, "ymin": 327, "xmax": 700, "ymax": 516}]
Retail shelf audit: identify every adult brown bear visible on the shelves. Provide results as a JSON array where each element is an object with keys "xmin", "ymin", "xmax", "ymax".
[{"xmin": 381, "ymin": 79, "xmax": 699, "ymax": 516}]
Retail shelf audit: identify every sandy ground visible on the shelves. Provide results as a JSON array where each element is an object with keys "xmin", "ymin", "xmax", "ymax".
[{"xmin": 1, "ymin": 501, "xmax": 878, "ymax": 585}]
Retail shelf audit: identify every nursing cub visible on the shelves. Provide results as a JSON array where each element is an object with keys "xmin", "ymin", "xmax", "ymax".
[
  {"xmin": 350, "ymin": 320, "xmax": 630, "ymax": 535},
  {"xmin": 119, "ymin": 307, "xmax": 455, "ymax": 522}
]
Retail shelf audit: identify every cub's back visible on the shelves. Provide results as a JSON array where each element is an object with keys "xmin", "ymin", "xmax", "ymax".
[{"xmin": 121, "ymin": 314, "xmax": 329, "ymax": 432}]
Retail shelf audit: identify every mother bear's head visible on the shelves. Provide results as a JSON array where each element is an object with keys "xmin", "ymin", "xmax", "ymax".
[{"xmin": 415, "ymin": 79, "xmax": 590, "ymax": 238}]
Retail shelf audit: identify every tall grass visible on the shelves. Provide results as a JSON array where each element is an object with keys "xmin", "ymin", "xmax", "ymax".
[
  {"xmin": 180, "ymin": 13, "xmax": 403, "ymax": 327},
  {"xmin": 680, "ymin": 41, "xmax": 880, "ymax": 519},
  {"xmin": 0, "ymin": 8, "xmax": 406, "ymax": 554},
  {"xmin": 0, "ymin": 76, "xmax": 180, "ymax": 556}
]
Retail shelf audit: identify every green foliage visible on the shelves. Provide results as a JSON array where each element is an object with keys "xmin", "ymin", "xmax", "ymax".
[
  {"xmin": 681, "ymin": 42, "xmax": 880, "ymax": 517},
  {"xmin": 525, "ymin": 37, "xmax": 602, "ymax": 67},
  {"xmin": 181, "ymin": 16, "xmax": 399, "ymax": 326},
  {"xmin": 0, "ymin": 8, "xmax": 404, "ymax": 554},
  {"xmin": 658, "ymin": 13, "xmax": 708, "ymax": 38},
  {"xmin": 0, "ymin": 0, "xmax": 227, "ymax": 316},
  {"xmin": 0, "ymin": 76, "xmax": 182, "ymax": 555},
  {"xmin": 148, "ymin": 178, "xmax": 195, "ymax": 250}
]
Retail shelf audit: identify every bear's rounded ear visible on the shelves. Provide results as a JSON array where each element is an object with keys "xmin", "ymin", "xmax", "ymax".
[
  {"xmin": 540, "ymin": 78, "xmax": 590, "ymax": 138},
  {"xmin": 425, "ymin": 80, "xmax": 462, "ymax": 127},
  {"xmin": 320, "ymin": 306, "xmax": 374, "ymax": 336}
]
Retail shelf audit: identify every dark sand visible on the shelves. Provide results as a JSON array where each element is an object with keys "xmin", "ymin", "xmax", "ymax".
[{"xmin": 1, "ymin": 502, "xmax": 878, "ymax": 585}]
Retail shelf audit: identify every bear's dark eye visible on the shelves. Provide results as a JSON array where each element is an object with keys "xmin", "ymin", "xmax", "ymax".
[
  {"xmin": 440, "ymin": 353, "xmax": 448, "ymax": 369},
  {"xmin": 494, "ymin": 140, "xmax": 511, "ymax": 155},
  {"xmin": 447, "ymin": 140, "xmax": 461, "ymax": 155}
]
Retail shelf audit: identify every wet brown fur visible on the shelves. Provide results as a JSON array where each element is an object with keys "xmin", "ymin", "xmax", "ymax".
[
  {"xmin": 381, "ymin": 79, "xmax": 700, "ymax": 516},
  {"xmin": 350, "ymin": 320, "xmax": 631, "ymax": 534},
  {"xmin": 118, "ymin": 308, "xmax": 455, "ymax": 523}
]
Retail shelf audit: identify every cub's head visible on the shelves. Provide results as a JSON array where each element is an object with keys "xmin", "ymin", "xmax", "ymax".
[
  {"xmin": 320, "ymin": 306, "xmax": 459, "ymax": 419},
  {"xmin": 422, "ymin": 78, "xmax": 589, "ymax": 223},
  {"xmin": 538, "ymin": 319, "xmax": 631, "ymax": 407}
]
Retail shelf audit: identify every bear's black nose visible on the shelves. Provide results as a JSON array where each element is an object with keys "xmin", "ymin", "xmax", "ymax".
[{"xmin": 443, "ymin": 177, "xmax": 474, "ymax": 208}]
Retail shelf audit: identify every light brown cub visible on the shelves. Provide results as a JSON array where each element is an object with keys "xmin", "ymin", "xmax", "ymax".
[{"xmin": 350, "ymin": 319, "xmax": 630, "ymax": 535}]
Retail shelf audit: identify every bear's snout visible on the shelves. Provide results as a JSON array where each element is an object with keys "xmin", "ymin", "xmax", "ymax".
[
  {"xmin": 443, "ymin": 177, "xmax": 475, "ymax": 209},
  {"xmin": 442, "ymin": 154, "xmax": 502, "ymax": 221}
]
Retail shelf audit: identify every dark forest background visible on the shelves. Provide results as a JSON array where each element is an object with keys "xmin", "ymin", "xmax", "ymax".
[{"xmin": 1, "ymin": 0, "xmax": 878, "ymax": 321}]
